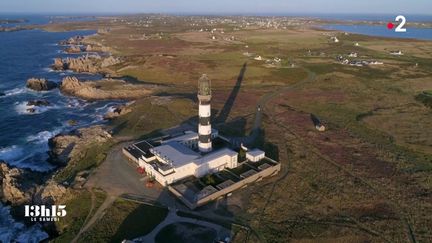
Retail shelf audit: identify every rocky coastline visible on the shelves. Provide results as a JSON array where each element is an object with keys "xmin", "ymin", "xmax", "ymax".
[{"xmin": 1, "ymin": 31, "xmax": 140, "ymax": 239}]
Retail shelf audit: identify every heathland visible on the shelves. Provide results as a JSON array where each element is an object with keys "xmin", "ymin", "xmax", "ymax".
[{"xmin": 5, "ymin": 15, "xmax": 432, "ymax": 242}]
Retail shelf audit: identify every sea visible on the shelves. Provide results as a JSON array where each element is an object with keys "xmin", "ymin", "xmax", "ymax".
[
  {"xmin": 0, "ymin": 14, "xmax": 121, "ymax": 242},
  {"xmin": 0, "ymin": 13, "xmax": 431, "ymax": 242},
  {"xmin": 316, "ymin": 13, "xmax": 432, "ymax": 40}
]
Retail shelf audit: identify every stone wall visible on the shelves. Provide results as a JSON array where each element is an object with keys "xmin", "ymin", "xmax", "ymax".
[{"xmin": 169, "ymin": 158, "xmax": 281, "ymax": 209}]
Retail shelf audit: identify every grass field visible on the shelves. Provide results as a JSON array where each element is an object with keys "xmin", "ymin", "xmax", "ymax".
[
  {"xmin": 53, "ymin": 189, "xmax": 107, "ymax": 243},
  {"xmin": 80, "ymin": 199, "xmax": 168, "ymax": 242},
  {"xmin": 54, "ymin": 141, "xmax": 114, "ymax": 183},
  {"xmin": 46, "ymin": 15, "xmax": 432, "ymax": 242}
]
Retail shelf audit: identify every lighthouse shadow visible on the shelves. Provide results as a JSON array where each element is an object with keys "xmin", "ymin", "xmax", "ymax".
[{"xmin": 215, "ymin": 62, "xmax": 247, "ymax": 124}]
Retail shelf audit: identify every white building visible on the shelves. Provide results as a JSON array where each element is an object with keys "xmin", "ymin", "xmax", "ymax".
[
  {"xmin": 137, "ymin": 131, "xmax": 239, "ymax": 186},
  {"xmin": 390, "ymin": 50, "xmax": 403, "ymax": 55},
  {"xmin": 246, "ymin": 149, "xmax": 265, "ymax": 162},
  {"xmin": 348, "ymin": 52, "xmax": 358, "ymax": 58},
  {"xmin": 132, "ymin": 74, "xmax": 267, "ymax": 186}
]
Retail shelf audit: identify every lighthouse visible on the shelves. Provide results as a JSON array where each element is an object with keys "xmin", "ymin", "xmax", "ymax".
[{"xmin": 197, "ymin": 74, "xmax": 212, "ymax": 153}]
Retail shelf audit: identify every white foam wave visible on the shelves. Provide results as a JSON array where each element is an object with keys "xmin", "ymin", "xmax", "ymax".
[
  {"xmin": 26, "ymin": 128, "xmax": 62, "ymax": 144},
  {"xmin": 15, "ymin": 101, "xmax": 56, "ymax": 115},
  {"xmin": 0, "ymin": 204, "xmax": 49, "ymax": 243},
  {"xmin": 42, "ymin": 67, "xmax": 55, "ymax": 72},
  {"xmin": 3, "ymin": 87, "xmax": 27, "ymax": 97}
]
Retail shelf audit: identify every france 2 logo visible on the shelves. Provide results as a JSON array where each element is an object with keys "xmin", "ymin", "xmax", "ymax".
[
  {"xmin": 25, "ymin": 205, "xmax": 67, "ymax": 222},
  {"xmin": 387, "ymin": 15, "xmax": 407, "ymax": 33}
]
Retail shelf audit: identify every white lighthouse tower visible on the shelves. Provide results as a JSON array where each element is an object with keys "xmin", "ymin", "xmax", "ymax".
[{"xmin": 197, "ymin": 74, "xmax": 212, "ymax": 153}]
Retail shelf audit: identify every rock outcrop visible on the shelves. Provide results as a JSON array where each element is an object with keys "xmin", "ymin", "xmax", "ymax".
[
  {"xmin": 27, "ymin": 100, "xmax": 50, "ymax": 107},
  {"xmin": 59, "ymin": 35, "xmax": 85, "ymax": 45},
  {"xmin": 0, "ymin": 92, "xmax": 5, "ymax": 96},
  {"xmin": 26, "ymin": 78, "xmax": 58, "ymax": 91},
  {"xmin": 64, "ymin": 45, "xmax": 82, "ymax": 53},
  {"xmin": 52, "ymin": 54, "xmax": 101, "ymax": 73},
  {"xmin": 0, "ymin": 162, "xmax": 33, "ymax": 205},
  {"xmin": 52, "ymin": 54, "xmax": 120, "ymax": 73},
  {"xmin": 104, "ymin": 103, "xmax": 133, "ymax": 120},
  {"xmin": 48, "ymin": 126, "xmax": 112, "ymax": 166},
  {"xmin": 0, "ymin": 161, "xmax": 70, "ymax": 206},
  {"xmin": 101, "ymin": 56, "xmax": 121, "ymax": 68},
  {"xmin": 33, "ymin": 180, "xmax": 69, "ymax": 205},
  {"xmin": 60, "ymin": 76, "xmax": 152, "ymax": 100}
]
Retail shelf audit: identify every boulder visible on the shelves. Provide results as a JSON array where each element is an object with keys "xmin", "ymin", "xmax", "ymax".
[
  {"xmin": 104, "ymin": 104, "xmax": 132, "ymax": 120},
  {"xmin": 26, "ymin": 108, "xmax": 36, "ymax": 113},
  {"xmin": 101, "ymin": 56, "xmax": 120, "ymax": 68},
  {"xmin": 65, "ymin": 45, "xmax": 82, "ymax": 53},
  {"xmin": 59, "ymin": 35, "xmax": 84, "ymax": 45},
  {"xmin": 26, "ymin": 78, "xmax": 58, "ymax": 91},
  {"xmin": 67, "ymin": 120, "xmax": 78, "ymax": 126},
  {"xmin": 27, "ymin": 100, "xmax": 50, "ymax": 107},
  {"xmin": 60, "ymin": 76, "xmax": 83, "ymax": 94},
  {"xmin": 84, "ymin": 44, "xmax": 93, "ymax": 52},
  {"xmin": 52, "ymin": 58, "xmax": 67, "ymax": 70}
]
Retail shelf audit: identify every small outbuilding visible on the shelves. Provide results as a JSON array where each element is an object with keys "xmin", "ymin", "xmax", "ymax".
[{"xmin": 246, "ymin": 149, "xmax": 265, "ymax": 162}]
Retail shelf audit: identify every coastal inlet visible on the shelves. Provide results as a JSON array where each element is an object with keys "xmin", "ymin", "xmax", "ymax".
[{"xmin": 0, "ymin": 29, "xmax": 125, "ymax": 171}]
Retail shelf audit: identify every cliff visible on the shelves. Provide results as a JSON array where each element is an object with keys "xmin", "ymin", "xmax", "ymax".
[
  {"xmin": 0, "ymin": 162, "xmax": 69, "ymax": 206},
  {"xmin": 48, "ymin": 126, "xmax": 112, "ymax": 166}
]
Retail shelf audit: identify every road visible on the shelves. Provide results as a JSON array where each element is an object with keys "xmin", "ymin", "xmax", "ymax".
[
  {"xmin": 134, "ymin": 209, "xmax": 230, "ymax": 243},
  {"xmin": 73, "ymin": 142, "xmax": 178, "ymax": 242}
]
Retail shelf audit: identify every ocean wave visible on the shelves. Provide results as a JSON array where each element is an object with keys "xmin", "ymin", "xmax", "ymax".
[
  {"xmin": 0, "ymin": 204, "xmax": 49, "ymax": 243},
  {"xmin": 0, "ymin": 145, "xmax": 55, "ymax": 172},
  {"xmin": 15, "ymin": 101, "xmax": 57, "ymax": 115},
  {"xmin": 2, "ymin": 87, "xmax": 27, "ymax": 97},
  {"xmin": 63, "ymin": 98, "xmax": 89, "ymax": 109},
  {"xmin": 0, "ymin": 145, "xmax": 24, "ymax": 162},
  {"xmin": 42, "ymin": 67, "xmax": 55, "ymax": 72},
  {"xmin": 26, "ymin": 128, "xmax": 62, "ymax": 144}
]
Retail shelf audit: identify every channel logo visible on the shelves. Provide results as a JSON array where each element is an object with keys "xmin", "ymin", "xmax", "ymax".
[
  {"xmin": 24, "ymin": 205, "xmax": 67, "ymax": 222},
  {"xmin": 387, "ymin": 15, "xmax": 407, "ymax": 32}
]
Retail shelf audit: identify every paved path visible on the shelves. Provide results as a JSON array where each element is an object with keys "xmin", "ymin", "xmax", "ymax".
[
  {"xmin": 85, "ymin": 142, "xmax": 160, "ymax": 198},
  {"xmin": 134, "ymin": 209, "xmax": 230, "ymax": 243},
  {"xmin": 73, "ymin": 142, "xmax": 176, "ymax": 241}
]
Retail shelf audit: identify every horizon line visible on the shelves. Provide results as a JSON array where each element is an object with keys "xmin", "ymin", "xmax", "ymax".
[{"xmin": 1, "ymin": 11, "xmax": 432, "ymax": 16}]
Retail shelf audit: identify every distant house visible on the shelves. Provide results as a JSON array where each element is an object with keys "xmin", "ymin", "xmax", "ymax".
[
  {"xmin": 354, "ymin": 42, "xmax": 360, "ymax": 46},
  {"xmin": 315, "ymin": 124, "xmax": 326, "ymax": 132},
  {"xmin": 341, "ymin": 59, "xmax": 349, "ymax": 65},
  {"xmin": 254, "ymin": 55, "xmax": 263, "ymax": 61},
  {"xmin": 348, "ymin": 52, "xmax": 358, "ymax": 58},
  {"xmin": 390, "ymin": 50, "xmax": 403, "ymax": 55},
  {"xmin": 310, "ymin": 114, "xmax": 326, "ymax": 132},
  {"xmin": 330, "ymin": 36, "xmax": 339, "ymax": 43},
  {"xmin": 369, "ymin": 60, "xmax": 384, "ymax": 65}
]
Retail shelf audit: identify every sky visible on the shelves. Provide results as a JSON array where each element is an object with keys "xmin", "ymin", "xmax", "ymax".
[{"xmin": 0, "ymin": 0, "xmax": 431, "ymax": 15}]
